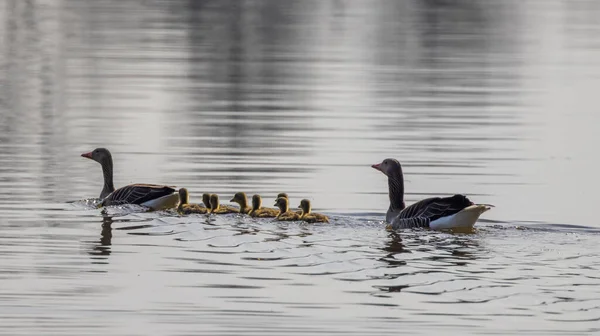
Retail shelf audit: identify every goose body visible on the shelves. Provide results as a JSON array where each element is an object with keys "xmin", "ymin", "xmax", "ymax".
[
  {"xmin": 102, "ymin": 184, "xmax": 179, "ymax": 209},
  {"xmin": 82, "ymin": 148, "xmax": 179, "ymax": 210},
  {"xmin": 372, "ymin": 158, "xmax": 492, "ymax": 230},
  {"xmin": 424, "ymin": 204, "xmax": 492, "ymax": 230},
  {"xmin": 389, "ymin": 195, "xmax": 492, "ymax": 230},
  {"xmin": 249, "ymin": 195, "xmax": 279, "ymax": 218}
]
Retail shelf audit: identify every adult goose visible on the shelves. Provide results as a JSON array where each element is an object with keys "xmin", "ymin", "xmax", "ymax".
[
  {"xmin": 372, "ymin": 158, "xmax": 492, "ymax": 230},
  {"xmin": 81, "ymin": 148, "xmax": 179, "ymax": 210}
]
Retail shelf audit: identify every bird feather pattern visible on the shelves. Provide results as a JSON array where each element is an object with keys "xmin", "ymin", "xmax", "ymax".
[
  {"xmin": 101, "ymin": 184, "xmax": 176, "ymax": 207},
  {"xmin": 390, "ymin": 194, "xmax": 473, "ymax": 229}
]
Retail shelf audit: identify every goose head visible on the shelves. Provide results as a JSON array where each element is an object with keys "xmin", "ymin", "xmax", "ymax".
[
  {"xmin": 81, "ymin": 148, "xmax": 115, "ymax": 199},
  {"xmin": 298, "ymin": 199, "xmax": 311, "ymax": 216},
  {"xmin": 81, "ymin": 148, "xmax": 112, "ymax": 167},
  {"xmin": 371, "ymin": 158, "xmax": 402, "ymax": 177},
  {"xmin": 372, "ymin": 158, "xmax": 406, "ymax": 218},
  {"xmin": 251, "ymin": 194, "xmax": 262, "ymax": 211},
  {"xmin": 274, "ymin": 197, "xmax": 289, "ymax": 213}
]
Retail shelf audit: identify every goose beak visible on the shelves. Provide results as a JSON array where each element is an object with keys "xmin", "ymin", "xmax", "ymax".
[
  {"xmin": 371, "ymin": 163, "xmax": 382, "ymax": 171},
  {"xmin": 81, "ymin": 152, "xmax": 93, "ymax": 159},
  {"xmin": 229, "ymin": 197, "xmax": 235, "ymax": 202}
]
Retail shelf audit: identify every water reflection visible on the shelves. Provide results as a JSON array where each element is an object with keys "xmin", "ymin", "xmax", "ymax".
[
  {"xmin": 89, "ymin": 216, "xmax": 112, "ymax": 258},
  {"xmin": 1, "ymin": 0, "xmax": 600, "ymax": 335},
  {"xmin": 381, "ymin": 232, "xmax": 406, "ymax": 254}
]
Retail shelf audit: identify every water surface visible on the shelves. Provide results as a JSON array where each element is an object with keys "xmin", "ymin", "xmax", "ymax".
[{"xmin": 1, "ymin": 0, "xmax": 599, "ymax": 335}]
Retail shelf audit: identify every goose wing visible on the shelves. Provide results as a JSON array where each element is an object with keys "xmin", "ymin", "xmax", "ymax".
[
  {"xmin": 391, "ymin": 194, "xmax": 473, "ymax": 229},
  {"xmin": 101, "ymin": 184, "xmax": 176, "ymax": 206}
]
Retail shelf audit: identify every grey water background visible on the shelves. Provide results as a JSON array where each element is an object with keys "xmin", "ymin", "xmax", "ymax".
[{"xmin": 1, "ymin": 0, "xmax": 600, "ymax": 335}]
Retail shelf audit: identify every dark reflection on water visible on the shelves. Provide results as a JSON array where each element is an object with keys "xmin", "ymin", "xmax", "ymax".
[
  {"xmin": 1, "ymin": 0, "xmax": 600, "ymax": 335},
  {"xmin": 89, "ymin": 216, "xmax": 113, "ymax": 258}
]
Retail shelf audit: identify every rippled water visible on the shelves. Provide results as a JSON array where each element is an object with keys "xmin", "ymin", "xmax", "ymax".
[{"xmin": 1, "ymin": 0, "xmax": 600, "ymax": 335}]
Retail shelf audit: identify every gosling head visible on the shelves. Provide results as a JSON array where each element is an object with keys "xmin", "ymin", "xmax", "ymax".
[
  {"xmin": 178, "ymin": 188, "xmax": 189, "ymax": 207},
  {"xmin": 202, "ymin": 193, "xmax": 211, "ymax": 207},
  {"xmin": 298, "ymin": 199, "xmax": 311, "ymax": 216},
  {"xmin": 277, "ymin": 193, "xmax": 288, "ymax": 199},
  {"xmin": 209, "ymin": 194, "xmax": 220, "ymax": 212},
  {"xmin": 251, "ymin": 194, "xmax": 262, "ymax": 211},
  {"xmin": 274, "ymin": 197, "xmax": 289, "ymax": 213},
  {"xmin": 230, "ymin": 192, "xmax": 247, "ymax": 205}
]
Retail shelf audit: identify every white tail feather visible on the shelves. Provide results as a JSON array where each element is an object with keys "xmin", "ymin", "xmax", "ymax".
[
  {"xmin": 429, "ymin": 204, "xmax": 493, "ymax": 230},
  {"xmin": 140, "ymin": 192, "xmax": 180, "ymax": 211}
]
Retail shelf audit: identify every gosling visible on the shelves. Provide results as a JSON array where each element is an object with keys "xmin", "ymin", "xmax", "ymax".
[
  {"xmin": 209, "ymin": 194, "xmax": 238, "ymax": 214},
  {"xmin": 298, "ymin": 199, "xmax": 329, "ymax": 223},
  {"xmin": 249, "ymin": 194, "xmax": 279, "ymax": 218},
  {"xmin": 274, "ymin": 197, "xmax": 301, "ymax": 221},
  {"xmin": 230, "ymin": 192, "xmax": 252, "ymax": 214},
  {"xmin": 177, "ymin": 188, "xmax": 209, "ymax": 214}
]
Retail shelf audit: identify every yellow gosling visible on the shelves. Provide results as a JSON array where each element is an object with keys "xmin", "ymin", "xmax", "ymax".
[
  {"xmin": 209, "ymin": 194, "xmax": 238, "ymax": 214},
  {"xmin": 249, "ymin": 194, "xmax": 279, "ymax": 218},
  {"xmin": 298, "ymin": 199, "xmax": 329, "ymax": 223},
  {"xmin": 202, "ymin": 193, "xmax": 211, "ymax": 208},
  {"xmin": 178, "ymin": 188, "xmax": 209, "ymax": 214},
  {"xmin": 274, "ymin": 193, "xmax": 302, "ymax": 215},
  {"xmin": 230, "ymin": 192, "xmax": 252, "ymax": 214},
  {"xmin": 274, "ymin": 197, "xmax": 300, "ymax": 221}
]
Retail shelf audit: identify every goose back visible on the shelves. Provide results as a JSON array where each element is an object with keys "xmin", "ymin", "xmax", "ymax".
[
  {"xmin": 101, "ymin": 183, "xmax": 177, "ymax": 207},
  {"xmin": 390, "ymin": 194, "xmax": 473, "ymax": 229}
]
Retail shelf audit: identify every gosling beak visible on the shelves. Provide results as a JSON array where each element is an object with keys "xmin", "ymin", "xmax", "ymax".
[
  {"xmin": 297, "ymin": 205, "xmax": 302, "ymax": 209},
  {"xmin": 371, "ymin": 163, "xmax": 382, "ymax": 171},
  {"xmin": 81, "ymin": 152, "xmax": 93, "ymax": 159},
  {"xmin": 273, "ymin": 201, "xmax": 278, "ymax": 207},
  {"xmin": 229, "ymin": 197, "xmax": 235, "ymax": 202}
]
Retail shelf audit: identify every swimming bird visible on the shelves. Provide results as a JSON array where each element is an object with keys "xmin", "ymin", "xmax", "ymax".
[
  {"xmin": 274, "ymin": 197, "xmax": 300, "ymax": 221},
  {"xmin": 298, "ymin": 199, "xmax": 329, "ymax": 223},
  {"xmin": 201, "ymin": 193, "xmax": 211, "ymax": 209},
  {"xmin": 372, "ymin": 158, "xmax": 492, "ymax": 230},
  {"xmin": 249, "ymin": 194, "xmax": 279, "ymax": 218},
  {"xmin": 230, "ymin": 192, "xmax": 252, "ymax": 214},
  {"xmin": 81, "ymin": 148, "xmax": 179, "ymax": 210},
  {"xmin": 274, "ymin": 193, "xmax": 302, "ymax": 215},
  {"xmin": 209, "ymin": 194, "xmax": 238, "ymax": 214},
  {"xmin": 178, "ymin": 188, "xmax": 209, "ymax": 214}
]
